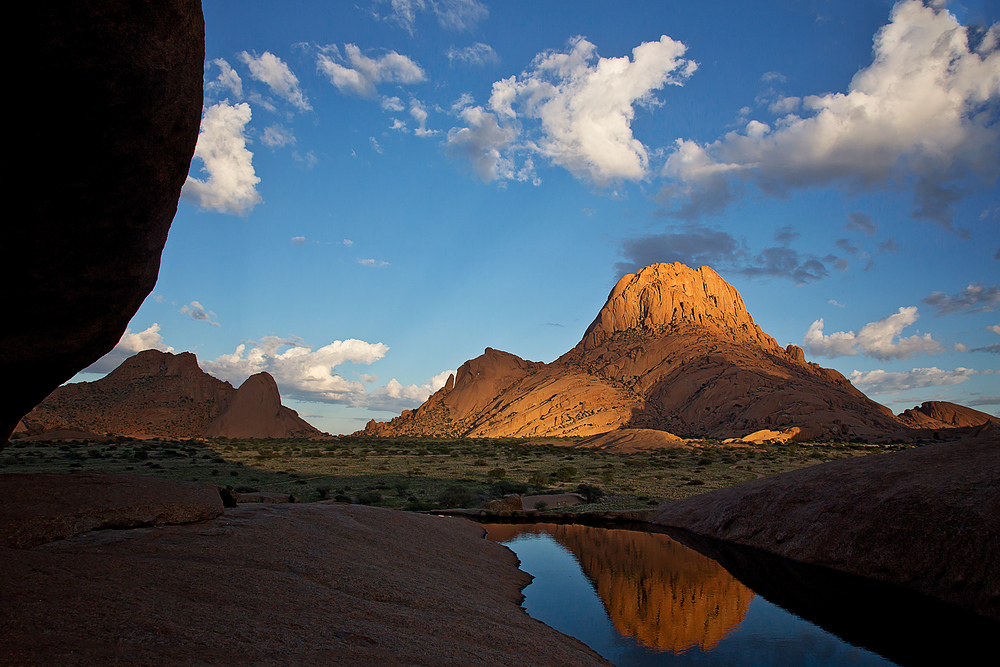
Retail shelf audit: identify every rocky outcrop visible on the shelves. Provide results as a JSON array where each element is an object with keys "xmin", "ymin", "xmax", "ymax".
[
  {"xmin": 897, "ymin": 401, "xmax": 999, "ymax": 430},
  {"xmin": 574, "ymin": 428, "xmax": 688, "ymax": 452},
  {"xmin": 649, "ymin": 437, "xmax": 1000, "ymax": 621},
  {"xmin": 0, "ymin": 472, "xmax": 222, "ymax": 549},
  {"xmin": 22, "ymin": 350, "xmax": 323, "ymax": 440},
  {"xmin": 24, "ymin": 350, "xmax": 236, "ymax": 439},
  {"xmin": 365, "ymin": 263, "xmax": 903, "ymax": 440},
  {"xmin": 1, "ymin": 495, "xmax": 609, "ymax": 666},
  {"xmin": 202, "ymin": 372, "xmax": 320, "ymax": 439},
  {"xmin": 2, "ymin": 0, "xmax": 205, "ymax": 446}
]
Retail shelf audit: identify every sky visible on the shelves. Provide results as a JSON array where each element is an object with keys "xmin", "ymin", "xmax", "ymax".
[{"xmin": 76, "ymin": 0, "xmax": 999, "ymax": 434}]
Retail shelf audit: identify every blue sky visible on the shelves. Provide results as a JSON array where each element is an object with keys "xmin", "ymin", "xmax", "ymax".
[{"xmin": 79, "ymin": 0, "xmax": 999, "ymax": 434}]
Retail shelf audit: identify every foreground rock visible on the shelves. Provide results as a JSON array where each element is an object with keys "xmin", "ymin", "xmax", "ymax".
[
  {"xmin": 23, "ymin": 350, "xmax": 322, "ymax": 440},
  {"xmin": 365, "ymin": 263, "xmax": 902, "ymax": 441},
  {"xmin": 0, "ymin": 473, "xmax": 222, "ymax": 549},
  {"xmin": 3, "ymin": 0, "xmax": 204, "ymax": 446},
  {"xmin": 649, "ymin": 437, "xmax": 1000, "ymax": 621},
  {"xmin": 1, "ymin": 487, "xmax": 608, "ymax": 666}
]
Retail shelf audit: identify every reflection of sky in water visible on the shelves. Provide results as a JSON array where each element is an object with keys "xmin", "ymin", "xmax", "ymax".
[{"xmin": 500, "ymin": 530, "xmax": 896, "ymax": 667}]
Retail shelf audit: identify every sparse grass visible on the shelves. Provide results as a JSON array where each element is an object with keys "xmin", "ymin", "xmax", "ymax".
[{"xmin": 1, "ymin": 435, "xmax": 918, "ymax": 510}]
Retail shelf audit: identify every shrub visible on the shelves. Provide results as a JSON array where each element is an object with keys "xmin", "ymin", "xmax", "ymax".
[
  {"xmin": 438, "ymin": 484, "xmax": 477, "ymax": 509},
  {"xmin": 357, "ymin": 491, "xmax": 382, "ymax": 505},
  {"xmin": 491, "ymin": 480, "xmax": 529, "ymax": 497},
  {"xmin": 487, "ymin": 467, "xmax": 507, "ymax": 480},
  {"xmin": 552, "ymin": 466, "xmax": 577, "ymax": 482},
  {"xmin": 576, "ymin": 483, "xmax": 605, "ymax": 503},
  {"xmin": 316, "ymin": 485, "xmax": 332, "ymax": 500}
]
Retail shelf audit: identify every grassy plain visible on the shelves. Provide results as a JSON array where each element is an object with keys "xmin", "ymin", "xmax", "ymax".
[{"xmin": 1, "ymin": 436, "xmax": 918, "ymax": 511}]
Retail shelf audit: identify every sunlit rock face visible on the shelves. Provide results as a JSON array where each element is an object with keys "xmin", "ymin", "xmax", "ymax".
[
  {"xmin": 487, "ymin": 523, "xmax": 754, "ymax": 653},
  {"xmin": 365, "ymin": 262, "xmax": 903, "ymax": 440},
  {"xmin": 2, "ymin": 0, "xmax": 205, "ymax": 446},
  {"xmin": 896, "ymin": 401, "xmax": 999, "ymax": 430}
]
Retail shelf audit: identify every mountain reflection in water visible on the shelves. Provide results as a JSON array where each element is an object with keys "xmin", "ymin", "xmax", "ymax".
[{"xmin": 485, "ymin": 523, "xmax": 753, "ymax": 654}]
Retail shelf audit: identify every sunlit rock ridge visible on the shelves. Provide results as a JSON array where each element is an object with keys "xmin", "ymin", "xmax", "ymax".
[{"xmin": 365, "ymin": 262, "xmax": 903, "ymax": 440}]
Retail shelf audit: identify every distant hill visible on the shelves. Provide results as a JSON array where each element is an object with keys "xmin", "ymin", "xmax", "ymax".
[
  {"xmin": 363, "ymin": 263, "xmax": 934, "ymax": 441},
  {"xmin": 21, "ymin": 350, "xmax": 322, "ymax": 439},
  {"xmin": 897, "ymin": 401, "xmax": 999, "ymax": 430}
]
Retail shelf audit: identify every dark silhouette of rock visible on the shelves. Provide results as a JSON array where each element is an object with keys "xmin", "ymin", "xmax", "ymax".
[
  {"xmin": 649, "ymin": 437, "xmax": 1000, "ymax": 621},
  {"xmin": 2, "ymin": 0, "xmax": 205, "ymax": 447},
  {"xmin": 0, "ymin": 472, "xmax": 222, "ymax": 549},
  {"xmin": 366, "ymin": 263, "xmax": 903, "ymax": 440},
  {"xmin": 22, "ymin": 350, "xmax": 323, "ymax": 439},
  {"xmin": 202, "ymin": 372, "xmax": 320, "ymax": 439}
]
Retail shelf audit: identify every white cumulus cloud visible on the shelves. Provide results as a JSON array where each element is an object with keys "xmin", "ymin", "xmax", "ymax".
[
  {"xmin": 180, "ymin": 301, "xmax": 220, "ymax": 327},
  {"xmin": 467, "ymin": 34, "xmax": 696, "ymax": 186},
  {"xmin": 82, "ymin": 324, "xmax": 175, "ymax": 374},
  {"xmin": 661, "ymin": 1, "xmax": 1000, "ymax": 227},
  {"xmin": 849, "ymin": 367, "xmax": 992, "ymax": 394},
  {"xmin": 802, "ymin": 306, "xmax": 941, "ymax": 361},
  {"xmin": 206, "ymin": 58, "xmax": 243, "ymax": 99},
  {"xmin": 317, "ymin": 44, "xmax": 425, "ymax": 98},
  {"xmin": 239, "ymin": 51, "xmax": 312, "ymax": 111},
  {"xmin": 182, "ymin": 101, "xmax": 262, "ymax": 215}
]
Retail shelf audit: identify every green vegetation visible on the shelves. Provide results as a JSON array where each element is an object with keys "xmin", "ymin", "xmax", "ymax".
[{"xmin": 1, "ymin": 435, "xmax": 917, "ymax": 511}]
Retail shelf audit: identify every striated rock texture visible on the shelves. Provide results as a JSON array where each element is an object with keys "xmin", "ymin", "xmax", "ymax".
[
  {"xmin": 574, "ymin": 428, "xmax": 688, "ymax": 453},
  {"xmin": 1, "ymin": 495, "xmax": 610, "ymax": 666},
  {"xmin": 897, "ymin": 401, "xmax": 999, "ymax": 430},
  {"xmin": 649, "ymin": 436, "xmax": 1000, "ymax": 621},
  {"xmin": 2, "ymin": 0, "xmax": 205, "ymax": 446},
  {"xmin": 365, "ymin": 263, "xmax": 901, "ymax": 440},
  {"xmin": 202, "ymin": 372, "xmax": 320, "ymax": 439},
  {"xmin": 22, "ymin": 350, "xmax": 322, "ymax": 440}
]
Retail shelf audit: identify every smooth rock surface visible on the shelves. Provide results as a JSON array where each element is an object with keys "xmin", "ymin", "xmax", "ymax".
[
  {"xmin": 0, "ymin": 472, "xmax": 222, "ymax": 549},
  {"xmin": 649, "ymin": 438, "xmax": 1000, "ymax": 621},
  {"xmin": 1, "ymin": 502, "xmax": 610, "ymax": 666},
  {"xmin": 574, "ymin": 428, "xmax": 688, "ymax": 452},
  {"xmin": 202, "ymin": 372, "xmax": 319, "ymax": 439}
]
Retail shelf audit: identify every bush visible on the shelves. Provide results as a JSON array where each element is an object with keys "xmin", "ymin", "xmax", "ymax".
[
  {"xmin": 316, "ymin": 485, "xmax": 332, "ymax": 500},
  {"xmin": 487, "ymin": 467, "xmax": 507, "ymax": 480},
  {"xmin": 576, "ymin": 483, "xmax": 605, "ymax": 503},
  {"xmin": 552, "ymin": 466, "xmax": 577, "ymax": 482},
  {"xmin": 438, "ymin": 484, "xmax": 478, "ymax": 509},
  {"xmin": 357, "ymin": 491, "xmax": 382, "ymax": 505},
  {"xmin": 491, "ymin": 480, "xmax": 529, "ymax": 497}
]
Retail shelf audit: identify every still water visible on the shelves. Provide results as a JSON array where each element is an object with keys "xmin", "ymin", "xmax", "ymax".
[{"xmin": 483, "ymin": 523, "xmax": 895, "ymax": 667}]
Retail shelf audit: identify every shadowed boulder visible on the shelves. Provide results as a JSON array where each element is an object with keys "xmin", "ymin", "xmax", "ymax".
[
  {"xmin": 649, "ymin": 436, "xmax": 1000, "ymax": 621},
  {"xmin": 2, "ymin": 0, "xmax": 205, "ymax": 446}
]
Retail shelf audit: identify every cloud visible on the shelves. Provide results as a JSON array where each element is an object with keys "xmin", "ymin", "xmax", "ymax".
[
  {"xmin": 410, "ymin": 99, "xmax": 436, "ymax": 136},
  {"xmin": 317, "ymin": 44, "xmax": 425, "ymax": 98},
  {"xmin": 445, "ymin": 105, "xmax": 525, "ymax": 182},
  {"xmin": 292, "ymin": 150, "xmax": 318, "ymax": 168},
  {"xmin": 261, "ymin": 124, "xmax": 296, "ymax": 148},
  {"xmin": 369, "ymin": 136, "xmax": 384, "ymax": 154},
  {"xmin": 374, "ymin": 0, "xmax": 487, "ymax": 34},
  {"xmin": 381, "ymin": 95, "xmax": 405, "ymax": 111},
  {"xmin": 661, "ymin": 1, "xmax": 1000, "ymax": 227},
  {"xmin": 201, "ymin": 335, "xmax": 453, "ymax": 410},
  {"xmin": 181, "ymin": 101, "xmax": 262, "ymax": 215},
  {"xmin": 180, "ymin": 301, "xmax": 220, "ymax": 327},
  {"xmin": 239, "ymin": 51, "xmax": 311, "ymax": 112},
  {"xmin": 290, "ymin": 236, "xmax": 307, "ymax": 246},
  {"xmin": 986, "ymin": 325, "xmax": 1000, "ymax": 335},
  {"xmin": 922, "ymin": 284, "xmax": 1000, "ymax": 315},
  {"xmin": 82, "ymin": 324, "xmax": 175, "ymax": 374},
  {"xmin": 877, "ymin": 237, "xmax": 900, "ymax": 254},
  {"xmin": 206, "ymin": 58, "xmax": 243, "ymax": 99},
  {"xmin": 358, "ymin": 258, "xmax": 390, "ymax": 267},
  {"xmin": 802, "ymin": 306, "xmax": 941, "ymax": 360},
  {"xmin": 970, "ymin": 343, "xmax": 1000, "ymax": 354},
  {"xmin": 849, "ymin": 366, "xmax": 992, "ymax": 394},
  {"xmin": 446, "ymin": 43, "xmax": 499, "ymax": 66},
  {"xmin": 482, "ymin": 35, "xmax": 697, "ymax": 186},
  {"xmin": 845, "ymin": 211, "xmax": 878, "ymax": 236},
  {"xmin": 361, "ymin": 369, "xmax": 457, "ymax": 411},
  {"xmin": 202, "ymin": 336, "xmax": 388, "ymax": 403},
  {"xmin": 761, "ymin": 71, "xmax": 787, "ymax": 84},
  {"xmin": 342, "ymin": 239, "xmax": 354, "ymax": 246},
  {"xmin": 616, "ymin": 225, "xmax": 834, "ymax": 285}
]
